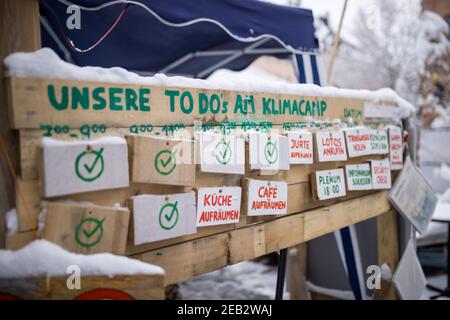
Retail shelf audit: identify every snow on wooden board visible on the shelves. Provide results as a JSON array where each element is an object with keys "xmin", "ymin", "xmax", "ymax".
[
  {"xmin": 40, "ymin": 137, "xmax": 129, "ymax": 197},
  {"xmin": 4, "ymin": 49, "xmax": 414, "ymax": 129},
  {"xmin": 0, "ymin": 240, "xmax": 164, "ymax": 279}
]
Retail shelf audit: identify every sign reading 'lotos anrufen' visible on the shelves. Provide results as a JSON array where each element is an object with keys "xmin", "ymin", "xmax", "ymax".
[
  {"xmin": 246, "ymin": 179, "xmax": 288, "ymax": 216},
  {"xmin": 316, "ymin": 130, "xmax": 348, "ymax": 162},
  {"xmin": 196, "ymin": 187, "xmax": 241, "ymax": 227}
]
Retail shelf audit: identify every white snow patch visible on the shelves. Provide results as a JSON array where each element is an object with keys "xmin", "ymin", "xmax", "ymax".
[
  {"xmin": 5, "ymin": 208, "xmax": 18, "ymax": 235},
  {"xmin": 0, "ymin": 240, "xmax": 164, "ymax": 278},
  {"xmin": 433, "ymin": 164, "xmax": 450, "ymax": 182},
  {"xmin": 4, "ymin": 48, "xmax": 414, "ymax": 118}
]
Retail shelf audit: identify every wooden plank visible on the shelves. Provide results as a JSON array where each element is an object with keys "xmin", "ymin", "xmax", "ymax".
[
  {"xmin": 288, "ymin": 244, "xmax": 310, "ymax": 300},
  {"xmin": 375, "ymin": 209, "xmax": 399, "ymax": 300},
  {"xmin": 134, "ymin": 233, "xmax": 229, "ymax": 286},
  {"xmin": 303, "ymin": 191, "xmax": 391, "ymax": 241},
  {"xmin": 6, "ymin": 76, "xmax": 396, "ymax": 130},
  {"xmin": 134, "ymin": 192, "xmax": 391, "ymax": 285},
  {"xmin": 43, "ymin": 202, "xmax": 130, "ymax": 254},
  {"xmin": 5, "ymin": 230, "xmax": 36, "ymax": 250},
  {"xmin": 0, "ymin": 274, "xmax": 164, "ymax": 299},
  {"xmin": 0, "ymin": 0, "xmax": 40, "ymax": 248}
]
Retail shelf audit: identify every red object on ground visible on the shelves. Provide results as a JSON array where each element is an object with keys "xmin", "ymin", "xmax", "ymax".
[{"xmin": 74, "ymin": 289, "xmax": 134, "ymax": 300}]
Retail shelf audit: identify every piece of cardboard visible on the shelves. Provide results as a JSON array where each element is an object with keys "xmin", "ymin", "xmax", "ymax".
[
  {"xmin": 198, "ymin": 132, "xmax": 245, "ymax": 175},
  {"xmin": 129, "ymin": 192, "xmax": 197, "ymax": 244},
  {"xmin": 315, "ymin": 130, "xmax": 348, "ymax": 162},
  {"xmin": 393, "ymin": 239, "xmax": 426, "ymax": 300},
  {"xmin": 344, "ymin": 127, "xmax": 371, "ymax": 158},
  {"xmin": 388, "ymin": 126, "xmax": 403, "ymax": 170},
  {"xmin": 248, "ymin": 133, "xmax": 289, "ymax": 171},
  {"xmin": 39, "ymin": 137, "xmax": 129, "ymax": 198},
  {"xmin": 287, "ymin": 130, "xmax": 313, "ymax": 164},
  {"xmin": 245, "ymin": 178, "xmax": 287, "ymax": 216},
  {"xmin": 368, "ymin": 129, "xmax": 389, "ymax": 155},
  {"xmin": 345, "ymin": 163, "xmax": 372, "ymax": 191},
  {"xmin": 128, "ymin": 135, "xmax": 195, "ymax": 186},
  {"xmin": 43, "ymin": 202, "xmax": 130, "ymax": 254},
  {"xmin": 371, "ymin": 159, "xmax": 392, "ymax": 189},
  {"xmin": 196, "ymin": 186, "xmax": 241, "ymax": 227},
  {"xmin": 313, "ymin": 168, "xmax": 346, "ymax": 200},
  {"xmin": 388, "ymin": 156, "xmax": 437, "ymax": 234}
]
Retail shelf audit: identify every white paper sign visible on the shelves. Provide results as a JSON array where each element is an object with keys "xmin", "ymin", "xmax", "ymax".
[
  {"xmin": 363, "ymin": 102, "xmax": 398, "ymax": 120},
  {"xmin": 131, "ymin": 192, "xmax": 197, "ymax": 244},
  {"xmin": 199, "ymin": 133, "xmax": 245, "ymax": 174},
  {"xmin": 345, "ymin": 163, "xmax": 372, "ymax": 191},
  {"xmin": 371, "ymin": 159, "xmax": 392, "ymax": 189},
  {"xmin": 388, "ymin": 156, "xmax": 437, "ymax": 234},
  {"xmin": 344, "ymin": 128, "xmax": 371, "ymax": 158},
  {"xmin": 246, "ymin": 179, "xmax": 288, "ymax": 216},
  {"xmin": 314, "ymin": 168, "xmax": 346, "ymax": 200},
  {"xmin": 393, "ymin": 239, "xmax": 426, "ymax": 300},
  {"xmin": 249, "ymin": 133, "xmax": 289, "ymax": 171},
  {"xmin": 368, "ymin": 129, "xmax": 389, "ymax": 155},
  {"xmin": 287, "ymin": 131, "xmax": 313, "ymax": 164},
  {"xmin": 315, "ymin": 130, "xmax": 348, "ymax": 162},
  {"xmin": 40, "ymin": 137, "xmax": 129, "ymax": 197},
  {"xmin": 389, "ymin": 126, "xmax": 403, "ymax": 170},
  {"xmin": 197, "ymin": 187, "xmax": 241, "ymax": 227}
]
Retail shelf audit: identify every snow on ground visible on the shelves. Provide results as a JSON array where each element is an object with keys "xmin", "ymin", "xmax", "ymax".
[
  {"xmin": 180, "ymin": 261, "xmax": 286, "ymax": 300},
  {"xmin": 0, "ymin": 240, "xmax": 164, "ymax": 278}
]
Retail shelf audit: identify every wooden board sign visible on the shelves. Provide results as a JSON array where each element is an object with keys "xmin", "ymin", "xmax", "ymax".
[
  {"xmin": 198, "ymin": 132, "xmax": 245, "ymax": 174},
  {"xmin": 345, "ymin": 163, "xmax": 372, "ymax": 191},
  {"xmin": 315, "ymin": 130, "xmax": 348, "ymax": 162},
  {"xmin": 127, "ymin": 135, "xmax": 195, "ymax": 186},
  {"xmin": 287, "ymin": 130, "xmax": 313, "ymax": 164},
  {"xmin": 248, "ymin": 133, "xmax": 289, "ymax": 171},
  {"xmin": 196, "ymin": 187, "xmax": 241, "ymax": 227},
  {"xmin": 368, "ymin": 129, "xmax": 388, "ymax": 155},
  {"xmin": 43, "ymin": 202, "xmax": 130, "ymax": 254},
  {"xmin": 39, "ymin": 137, "xmax": 129, "ymax": 197},
  {"xmin": 371, "ymin": 159, "xmax": 392, "ymax": 189},
  {"xmin": 128, "ymin": 192, "xmax": 196, "ymax": 244},
  {"xmin": 344, "ymin": 127, "xmax": 371, "ymax": 158},
  {"xmin": 388, "ymin": 126, "xmax": 403, "ymax": 170},
  {"xmin": 313, "ymin": 168, "xmax": 346, "ymax": 200},
  {"xmin": 7, "ymin": 76, "xmax": 395, "ymax": 130},
  {"xmin": 245, "ymin": 179, "xmax": 287, "ymax": 216}
]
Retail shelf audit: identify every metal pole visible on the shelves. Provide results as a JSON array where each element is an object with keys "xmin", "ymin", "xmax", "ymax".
[{"xmin": 275, "ymin": 248, "xmax": 288, "ymax": 300}]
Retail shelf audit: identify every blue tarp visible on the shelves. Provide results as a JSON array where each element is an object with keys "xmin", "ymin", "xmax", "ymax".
[{"xmin": 40, "ymin": 0, "xmax": 318, "ymax": 78}]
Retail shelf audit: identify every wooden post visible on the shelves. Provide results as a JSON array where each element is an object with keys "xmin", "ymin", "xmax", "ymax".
[
  {"xmin": 0, "ymin": 0, "xmax": 40, "ymax": 247},
  {"xmin": 288, "ymin": 243, "xmax": 310, "ymax": 300},
  {"xmin": 375, "ymin": 209, "xmax": 400, "ymax": 300}
]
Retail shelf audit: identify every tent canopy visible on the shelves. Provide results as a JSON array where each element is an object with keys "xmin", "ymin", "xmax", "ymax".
[{"xmin": 40, "ymin": 0, "xmax": 318, "ymax": 78}]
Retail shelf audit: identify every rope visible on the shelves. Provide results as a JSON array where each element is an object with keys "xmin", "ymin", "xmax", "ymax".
[{"xmin": 326, "ymin": 0, "xmax": 348, "ymax": 85}]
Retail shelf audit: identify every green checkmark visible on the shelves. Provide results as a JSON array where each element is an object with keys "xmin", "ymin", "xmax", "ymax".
[
  {"xmin": 264, "ymin": 140, "xmax": 278, "ymax": 164},
  {"xmin": 75, "ymin": 217, "xmax": 105, "ymax": 248},
  {"xmin": 75, "ymin": 147, "xmax": 105, "ymax": 182},
  {"xmin": 159, "ymin": 201, "xmax": 179, "ymax": 230},
  {"xmin": 215, "ymin": 140, "xmax": 232, "ymax": 165},
  {"xmin": 155, "ymin": 149, "xmax": 176, "ymax": 176}
]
